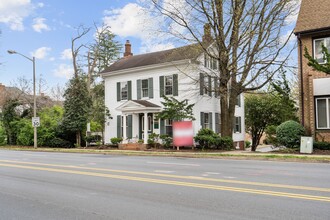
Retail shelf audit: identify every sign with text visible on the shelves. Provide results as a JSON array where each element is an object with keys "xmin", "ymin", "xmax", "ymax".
[
  {"xmin": 173, "ymin": 121, "xmax": 193, "ymax": 146},
  {"xmin": 32, "ymin": 117, "xmax": 40, "ymax": 127}
]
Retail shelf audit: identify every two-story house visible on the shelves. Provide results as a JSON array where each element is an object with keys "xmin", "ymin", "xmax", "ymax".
[
  {"xmin": 295, "ymin": 0, "xmax": 330, "ymax": 142},
  {"xmin": 101, "ymin": 39, "xmax": 245, "ymax": 148}
]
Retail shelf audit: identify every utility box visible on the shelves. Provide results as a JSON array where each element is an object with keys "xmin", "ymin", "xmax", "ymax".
[{"xmin": 300, "ymin": 136, "xmax": 313, "ymax": 154}]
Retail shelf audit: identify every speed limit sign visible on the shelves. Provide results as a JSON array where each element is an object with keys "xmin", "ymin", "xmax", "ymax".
[{"xmin": 32, "ymin": 117, "xmax": 40, "ymax": 127}]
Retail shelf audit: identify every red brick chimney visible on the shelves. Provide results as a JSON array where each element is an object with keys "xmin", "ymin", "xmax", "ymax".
[
  {"xmin": 124, "ymin": 40, "xmax": 133, "ymax": 57},
  {"xmin": 202, "ymin": 23, "xmax": 212, "ymax": 43}
]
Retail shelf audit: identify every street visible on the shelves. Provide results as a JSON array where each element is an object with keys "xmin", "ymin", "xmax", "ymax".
[{"xmin": 0, "ymin": 150, "xmax": 329, "ymax": 220}]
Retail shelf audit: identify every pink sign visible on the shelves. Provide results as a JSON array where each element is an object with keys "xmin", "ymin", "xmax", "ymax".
[{"xmin": 173, "ymin": 121, "xmax": 194, "ymax": 146}]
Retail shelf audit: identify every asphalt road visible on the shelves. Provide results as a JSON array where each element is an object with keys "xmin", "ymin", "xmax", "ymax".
[{"xmin": 0, "ymin": 150, "xmax": 329, "ymax": 220}]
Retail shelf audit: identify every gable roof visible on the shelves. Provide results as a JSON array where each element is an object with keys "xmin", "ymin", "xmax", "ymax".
[
  {"xmin": 101, "ymin": 43, "xmax": 202, "ymax": 73},
  {"xmin": 295, "ymin": 0, "xmax": 330, "ymax": 34}
]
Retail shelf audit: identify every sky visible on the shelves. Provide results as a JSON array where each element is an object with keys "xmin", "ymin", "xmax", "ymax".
[{"xmin": 0, "ymin": 0, "xmax": 300, "ymax": 96}]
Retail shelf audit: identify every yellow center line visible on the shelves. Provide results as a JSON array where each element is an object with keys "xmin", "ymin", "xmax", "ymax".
[
  {"xmin": 0, "ymin": 162, "xmax": 329, "ymax": 202},
  {"xmin": 0, "ymin": 159, "xmax": 329, "ymax": 193}
]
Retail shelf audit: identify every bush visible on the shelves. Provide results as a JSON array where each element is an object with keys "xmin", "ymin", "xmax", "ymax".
[
  {"xmin": 245, "ymin": 140, "xmax": 251, "ymax": 148},
  {"xmin": 47, "ymin": 137, "xmax": 74, "ymax": 148},
  {"xmin": 276, "ymin": 120, "xmax": 305, "ymax": 148},
  {"xmin": 160, "ymin": 134, "xmax": 173, "ymax": 148},
  {"xmin": 147, "ymin": 133, "xmax": 159, "ymax": 147},
  {"xmin": 314, "ymin": 142, "xmax": 330, "ymax": 150},
  {"xmin": 15, "ymin": 119, "xmax": 33, "ymax": 146},
  {"xmin": 110, "ymin": 137, "xmax": 123, "ymax": 145},
  {"xmin": 85, "ymin": 135, "xmax": 102, "ymax": 144},
  {"xmin": 264, "ymin": 125, "xmax": 278, "ymax": 145},
  {"xmin": 0, "ymin": 123, "xmax": 6, "ymax": 146},
  {"xmin": 194, "ymin": 129, "xmax": 232, "ymax": 150}
]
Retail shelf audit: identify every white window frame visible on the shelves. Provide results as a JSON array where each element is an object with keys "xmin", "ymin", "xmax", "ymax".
[
  {"xmin": 165, "ymin": 75, "xmax": 173, "ymax": 96},
  {"xmin": 234, "ymin": 116, "xmax": 241, "ymax": 133},
  {"xmin": 316, "ymin": 97, "xmax": 330, "ymax": 129},
  {"xmin": 313, "ymin": 37, "xmax": 330, "ymax": 64},
  {"xmin": 141, "ymin": 79, "xmax": 149, "ymax": 98},
  {"xmin": 204, "ymin": 53, "xmax": 218, "ymax": 70},
  {"xmin": 121, "ymin": 81, "xmax": 128, "ymax": 100},
  {"xmin": 203, "ymin": 113, "xmax": 210, "ymax": 129}
]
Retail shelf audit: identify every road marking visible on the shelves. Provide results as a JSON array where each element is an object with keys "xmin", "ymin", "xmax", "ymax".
[
  {"xmin": 154, "ymin": 170, "xmax": 175, "ymax": 173},
  {"xmin": 0, "ymin": 162, "xmax": 329, "ymax": 203},
  {"xmin": 0, "ymin": 159, "xmax": 329, "ymax": 193},
  {"xmin": 205, "ymin": 172, "xmax": 220, "ymax": 175},
  {"xmin": 147, "ymin": 162, "xmax": 200, "ymax": 166},
  {"xmin": 223, "ymin": 176, "xmax": 237, "ymax": 179}
]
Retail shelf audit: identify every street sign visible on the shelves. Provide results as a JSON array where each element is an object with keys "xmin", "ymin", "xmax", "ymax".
[{"xmin": 32, "ymin": 117, "xmax": 40, "ymax": 127}]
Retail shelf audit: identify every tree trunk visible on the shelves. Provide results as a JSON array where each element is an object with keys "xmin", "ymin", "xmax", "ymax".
[
  {"xmin": 220, "ymin": 94, "xmax": 235, "ymax": 137},
  {"xmin": 76, "ymin": 131, "xmax": 81, "ymax": 147}
]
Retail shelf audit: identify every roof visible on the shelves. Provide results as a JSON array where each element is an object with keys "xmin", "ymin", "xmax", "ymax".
[
  {"xmin": 295, "ymin": 0, "xmax": 330, "ymax": 34},
  {"xmin": 102, "ymin": 43, "xmax": 202, "ymax": 73},
  {"xmin": 131, "ymin": 100, "xmax": 161, "ymax": 108}
]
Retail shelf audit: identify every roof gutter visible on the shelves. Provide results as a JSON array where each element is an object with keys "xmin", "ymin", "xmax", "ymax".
[
  {"xmin": 294, "ymin": 26, "xmax": 330, "ymax": 36},
  {"xmin": 297, "ymin": 33, "xmax": 304, "ymax": 127}
]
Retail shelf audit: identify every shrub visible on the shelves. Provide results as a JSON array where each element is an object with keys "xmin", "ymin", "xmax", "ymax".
[
  {"xmin": 245, "ymin": 140, "xmax": 251, "ymax": 148},
  {"xmin": 110, "ymin": 137, "xmax": 122, "ymax": 145},
  {"xmin": 47, "ymin": 137, "xmax": 74, "ymax": 148},
  {"xmin": 148, "ymin": 133, "xmax": 160, "ymax": 148},
  {"xmin": 160, "ymin": 134, "xmax": 173, "ymax": 148},
  {"xmin": 0, "ymin": 123, "xmax": 6, "ymax": 146},
  {"xmin": 14, "ymin": 119, "xmax": 33, "ymax": 146},
  {"xmin": 313, "ymin": 142, "xmax": 330, "ymax": 150},
  {"xmin": 264, "ymin": 125, "xmax": 278, "ymax": 145},
  {"xmin": 194, "ymin": 128, "xmax": 218, "ymax": 149},
  {"xmin": 216, "ymin": 136, "xmax": 233, "ymax": 150},
  {"xmin": 276, "ymin": 120, "xmax": 305, "ymax": 148},
  {"xmin": 85, "ymin": 135, "xmax": 102, "ymax": 144}
]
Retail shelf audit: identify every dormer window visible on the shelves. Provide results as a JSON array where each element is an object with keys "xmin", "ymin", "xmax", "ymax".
[
  {"xmin": 313, "ymin": 37, "xmax": 330, "ymax": 64},
  {"xmin": 204, "ymin": 53, "xmax": 218, "ymax": 70}
]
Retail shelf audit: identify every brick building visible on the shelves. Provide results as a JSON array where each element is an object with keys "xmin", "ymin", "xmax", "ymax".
[{"xmin": 295, "ymin": 0, "xmax": 330, "ymax": 141}]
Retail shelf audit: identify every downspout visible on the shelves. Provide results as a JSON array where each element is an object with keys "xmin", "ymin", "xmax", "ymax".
[{"xmin": 298, "ymin": 33, "xmax": 304, "ymax": 127}]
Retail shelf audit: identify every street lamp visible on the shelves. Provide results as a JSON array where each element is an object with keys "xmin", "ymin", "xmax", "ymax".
[{"xmin": 7, "ymin": 50, "xmax": 38, "ymax": 148}]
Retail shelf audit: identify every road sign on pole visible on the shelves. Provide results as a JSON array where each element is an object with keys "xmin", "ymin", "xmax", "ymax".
[{"xmin": 32, "ymin": 117, "xmax": 40, "ymax": 127}]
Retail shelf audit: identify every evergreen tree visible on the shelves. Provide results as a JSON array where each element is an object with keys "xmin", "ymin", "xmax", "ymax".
[
  {"xmin": 304, "ymin": 45, "xmax": 330, "ymax": 74},
  {"xmin": 62, "ymin": 76, "xmax": 92, "ymax": 147}
]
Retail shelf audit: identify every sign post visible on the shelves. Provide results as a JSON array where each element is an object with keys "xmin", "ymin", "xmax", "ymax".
[{"xmin": 173, "ymin": 121, "xmax": 193, "ymax": 150}]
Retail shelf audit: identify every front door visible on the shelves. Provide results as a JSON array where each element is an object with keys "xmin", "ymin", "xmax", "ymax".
[{"xmin": 139, "ymin": 113, "xmax": 153, "ymax": 139}]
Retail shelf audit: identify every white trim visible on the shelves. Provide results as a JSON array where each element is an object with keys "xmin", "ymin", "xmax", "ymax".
[
  {"xmin": 315, "ymin": 97, "xmax": 330, "ymax": 129},
  {"xmin": 313, "ymin": 37, "xmax": 330, "ymax": 64}
]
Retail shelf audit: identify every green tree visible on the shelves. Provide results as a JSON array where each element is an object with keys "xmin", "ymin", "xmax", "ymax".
[
  {"xmin": 245, "ymin": 94, "xmax": 285, "ymax": 151},
  {"xmin": 156, "ymin": 96, "xmax": 195, "ymax": 121},
  {"xmin": 62, "ymin": 76, "xmax": 92, "ymax": 147},
  {"xmin": 1, "ymin": 99, "xmax": 21, "ymax": 145},
  {"xmin": 0, "ymin": 121, "xmax": 7, "ymax": 145},
  {"xmin": 304, "ymin": 45, "xmax": 330, "ymax": 74}
]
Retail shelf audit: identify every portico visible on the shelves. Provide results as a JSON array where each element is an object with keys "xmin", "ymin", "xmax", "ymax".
[{"xmin": 116, "ymin": 100, "xmax": 162, "ymax": 144}]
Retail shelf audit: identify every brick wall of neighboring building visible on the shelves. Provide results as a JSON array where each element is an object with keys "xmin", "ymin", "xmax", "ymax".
[{"xmin": 298, "ymin": 32, "xmax": 330, "ymax": 142}]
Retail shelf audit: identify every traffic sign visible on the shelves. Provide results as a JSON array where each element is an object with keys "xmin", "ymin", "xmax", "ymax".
[{"xmin": 32, "ymin": 117, "xmax": 40, "ymax": 127}]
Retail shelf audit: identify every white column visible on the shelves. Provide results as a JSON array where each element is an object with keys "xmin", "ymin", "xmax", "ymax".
[
  {"xmin": 123, "ymin": 114, "xmax": 127, "ymax": 141},
  {"xmin": 143, "ymin": 112, "xmax": 148, "ymax": 144}
]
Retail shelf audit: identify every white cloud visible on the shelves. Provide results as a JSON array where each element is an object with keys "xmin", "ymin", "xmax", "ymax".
[
  {"xmin": 31, "ymin": 47, "xmax": 51, "ymax": 59},
  {"xmin": 32, "ymin": 17, "xmax": 50, "ymax": 32},
  {"xmin": 53, "ymin": 64, "xmax": 74, "ymax": 79},
  {"xmin": 60, "ymin": 48, "xmax": 72, "ymax": 60}
]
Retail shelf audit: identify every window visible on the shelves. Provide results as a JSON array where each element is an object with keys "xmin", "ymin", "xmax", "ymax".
[
  {"xmin": 141, "ymin": 79, "xmax": 149, "ymax": 98},
  {"xmin": 165, "ymin": 75, "xmax": 173, "ymax": 95},
  {"xmin": 234, "ymin": 117, "xmax": 242, "ymax": 133},
  {"xmin": 313, "ymin": 37, "xmax": 330, "ymax": 64},
  {"xmin": 204, "ymin": 53, "xmax": 218, "ymax": 70},
  {"xmin": 236, "ymin": 94, "xmax": 241, "ymax": 107},
  {"xmin": 316, "ymin": 97, "xmax": 330, "ymax": 129},
  {"xmin": 200, "ymin": 73, "xmax": 212, "ymax": 96},
  {"xmin": 121, "ymin": 81, "xmax": 128, "ymax": 100},
  {"xmin": 201, "ymin": 112, "xmax": 212, "ymax": 130},
  {"xmin": 142, "ymin": 116, "xmax": 152, "ymax": 132},
  {"xmin": 165, "ymin": 119, "xmax": 173, "ymax": 136},
  {"xmin": 203, "ymin": 75, "xmax": 209, "ymax": 95}
]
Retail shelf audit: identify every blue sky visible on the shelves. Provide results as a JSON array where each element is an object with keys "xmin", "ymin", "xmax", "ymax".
[
  {"xmin": 0, "ymin": 0, "xmax": 300, "ymax": 95},
  {"xmin": 1, "ymin": 0, "xmax": 169, "ymax": 93}
]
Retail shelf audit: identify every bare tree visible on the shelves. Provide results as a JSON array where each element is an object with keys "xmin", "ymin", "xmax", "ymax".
[
  {"xmin": 50, "ymin": 83, "xmax": 65, "ymax": 103},
  {"xmin": 150, "ymin": 0, "xmax": 298, "ymax": 137}
]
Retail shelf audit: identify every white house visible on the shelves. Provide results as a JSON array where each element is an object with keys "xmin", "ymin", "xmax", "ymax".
[{"xmin": 101, "ymin": 40, "xmax": 245, "ymax": 148}]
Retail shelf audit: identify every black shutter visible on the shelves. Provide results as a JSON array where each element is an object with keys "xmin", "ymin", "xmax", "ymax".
[
  {"xmin": 137, "ymin": 80, "xmax": 141, "ymax": 100},
  {"xmin": 200, "ymin": 73, "xmax": 204, "ymax": 95},
  {"xmin": 215, "ymin": 113, "xmax": 220, "ymax": 133},
  {"xmin": 148, "ymin": 78, "xmax": 154, "ymax": 98},
  {"xmin": 208, "ymin": 75, "xmax": 212, "ymax": 96},
  {"xmin": 160, "ymin": 76, "xmax": 164, "ymax": 97},
  {"xmin": 209, "ymin": 112, "xmax": 213, "ymax": 131},
  {"xmin": 127, "ymin": 115, "xmax": 133, "ymax": 138},
  {"xmin": 200, "ymin": 112, "xmax": 204, "ymax": 128},
  {"xmin": 117, "ymin": 82, "xmax": 121, "ymax": 101},
  {"xmin": 160, "ymin": 119, "xmax": 165, "ymax": 135},
  {"xmin": 117, "ymin": 115, "xmax": 121, "ymax": 138},
  {"xmin": 173, "ymin": 74, "xmax": 178, "ymax": 96},
  {"xmin": 128, "ymin": 81, "xmax": 132, "ymax": 100}
]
